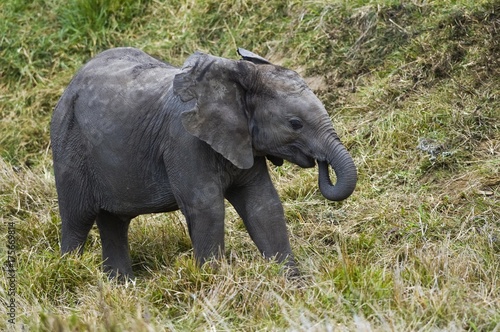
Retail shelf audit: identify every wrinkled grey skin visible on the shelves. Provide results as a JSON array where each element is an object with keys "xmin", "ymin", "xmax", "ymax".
[{"xmin": 51, "ymin": 47, "xmax": 357, "ymax": 279}]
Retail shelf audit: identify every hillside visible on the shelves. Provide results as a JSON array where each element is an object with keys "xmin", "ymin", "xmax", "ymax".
[{"xmin": 1, "ymin": 0, "xmax": 499, "ymax": 330}]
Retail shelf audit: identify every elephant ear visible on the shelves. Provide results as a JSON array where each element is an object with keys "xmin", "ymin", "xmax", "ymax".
[
  {"xmin": 237, "ymin": 48, "xmax": 272, "ymax": 65},
  {"xmin": 173, "ymin": 52, "xmax": 255, "ymax": 169}
]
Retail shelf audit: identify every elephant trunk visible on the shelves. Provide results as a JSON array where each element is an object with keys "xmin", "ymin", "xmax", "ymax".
[{"xmin": 317, "ymin": 140, "xmax": 357, "ymax": 201}]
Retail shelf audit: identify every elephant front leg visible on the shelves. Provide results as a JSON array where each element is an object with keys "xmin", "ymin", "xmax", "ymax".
[
  {"xmin": 180, "ymin": 197, "xmax": 226, "ymax": 267},
  {"xmin": 226, "ymin": 174, "xmax": 299, "ymax": 277}
]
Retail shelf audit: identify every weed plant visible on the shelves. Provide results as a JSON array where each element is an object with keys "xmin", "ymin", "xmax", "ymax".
[{"xmin": 1, "ymin": 0, "xmax": 499, "ymax": 330}]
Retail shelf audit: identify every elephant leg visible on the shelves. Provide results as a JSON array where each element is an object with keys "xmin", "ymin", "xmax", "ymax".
[
  {"xmin": 96, "ymin": 211, "xmax": 133, "ymax": 280},
  {"xmin": 226, "ymin": 164, "xmax": 299, "ymax": 276},
  {"xmin": 60, "ymin": 210, "xmax": 96, "ymax": 255},
  {"xmin": 175, "ymin": 186, "xmax": 226, "ymax": 266},
  {"xmin": 58, "ymin": 178, "xmax": 97, "ymax": 255},
  {"xmin": 184, "ymin": 204, "xmax": 225, "ymax": 266}
]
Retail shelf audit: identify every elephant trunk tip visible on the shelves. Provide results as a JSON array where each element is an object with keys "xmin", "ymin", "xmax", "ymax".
[{"xmin": 317, "ymin": 159, "xmax": 357, "ymax": 201}]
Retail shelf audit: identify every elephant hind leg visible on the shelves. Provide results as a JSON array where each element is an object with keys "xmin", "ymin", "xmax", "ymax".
[
  {"xmin": 96, "ymin": 211, "xmax": 133, "ymax": 280},
  {"xmin": 55, "ymin": 156, "xmax": 99, "ymax": 255},
  {"xmin": 61, "ymin": 214, "xmax": 96, "ymax": 255},
  {"xmin": 59, "ymin": 188, "xmax": 98, "ymax": 256}
]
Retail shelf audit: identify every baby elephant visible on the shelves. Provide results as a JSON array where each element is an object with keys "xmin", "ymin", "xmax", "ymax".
[{"xmin": 51, "ymin": 47, "xmax": 357, "ymax": 279}]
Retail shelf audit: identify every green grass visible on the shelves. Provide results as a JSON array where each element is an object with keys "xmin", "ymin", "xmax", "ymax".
[{"xmin": 1, "ymin": 0, "xmax": 499, "ymax": 330}]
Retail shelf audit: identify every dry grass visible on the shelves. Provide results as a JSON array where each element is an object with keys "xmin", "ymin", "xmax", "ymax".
[{"xmin": 1, "ymin": 0, "xmax": 499, "ymax": 330}]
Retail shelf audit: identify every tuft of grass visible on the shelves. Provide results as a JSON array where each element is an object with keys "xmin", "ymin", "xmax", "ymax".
[{"xmin": 1, "ymin": 0, "xmax": 499, "ymax": 330}]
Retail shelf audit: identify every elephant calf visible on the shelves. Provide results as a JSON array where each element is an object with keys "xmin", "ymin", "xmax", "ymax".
[{"xmin": 51, "ymin": 47, "xmax": 357, "ymax": 279}]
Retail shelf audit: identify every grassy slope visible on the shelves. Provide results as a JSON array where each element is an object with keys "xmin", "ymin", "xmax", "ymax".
[{"xmin": 1, "ymin": 0, "xmax": 499, "ymax": 330}]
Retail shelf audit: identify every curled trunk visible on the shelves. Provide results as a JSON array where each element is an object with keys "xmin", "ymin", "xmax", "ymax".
[{"xmin": 317, "ymin": 142, "xmax": 357, "ymax": 201}]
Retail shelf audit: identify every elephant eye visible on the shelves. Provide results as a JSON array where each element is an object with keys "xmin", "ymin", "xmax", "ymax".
[{"xmin": 289, "ymin": 118, "xmax": 303, "ymax": 130}]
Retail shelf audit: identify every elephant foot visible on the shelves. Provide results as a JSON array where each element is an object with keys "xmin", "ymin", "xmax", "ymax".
[{"xmin": 103, "ymin": 265, "xmax": 135, "ymax": 283}]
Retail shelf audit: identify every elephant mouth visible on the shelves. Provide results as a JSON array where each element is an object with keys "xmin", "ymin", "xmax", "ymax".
[
  {"xmin": 264, "ymin": 147, "xmax": 315, "ymax": 168},
  {"xmin": 266, "ymin": 153, "xmax": 314, "ymax": 168},
  {"xmin": 298, "ymin": 156, "xmax": 316, "ymax": 168},
  {"xmin": 287, "ymin": 147, "xmax": 315, "ymax": 168}
]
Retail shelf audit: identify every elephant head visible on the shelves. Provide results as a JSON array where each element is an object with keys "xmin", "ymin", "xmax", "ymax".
[{"xmin": 173, "ymin": 48, "xmax": 357, "ymax": 201}]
